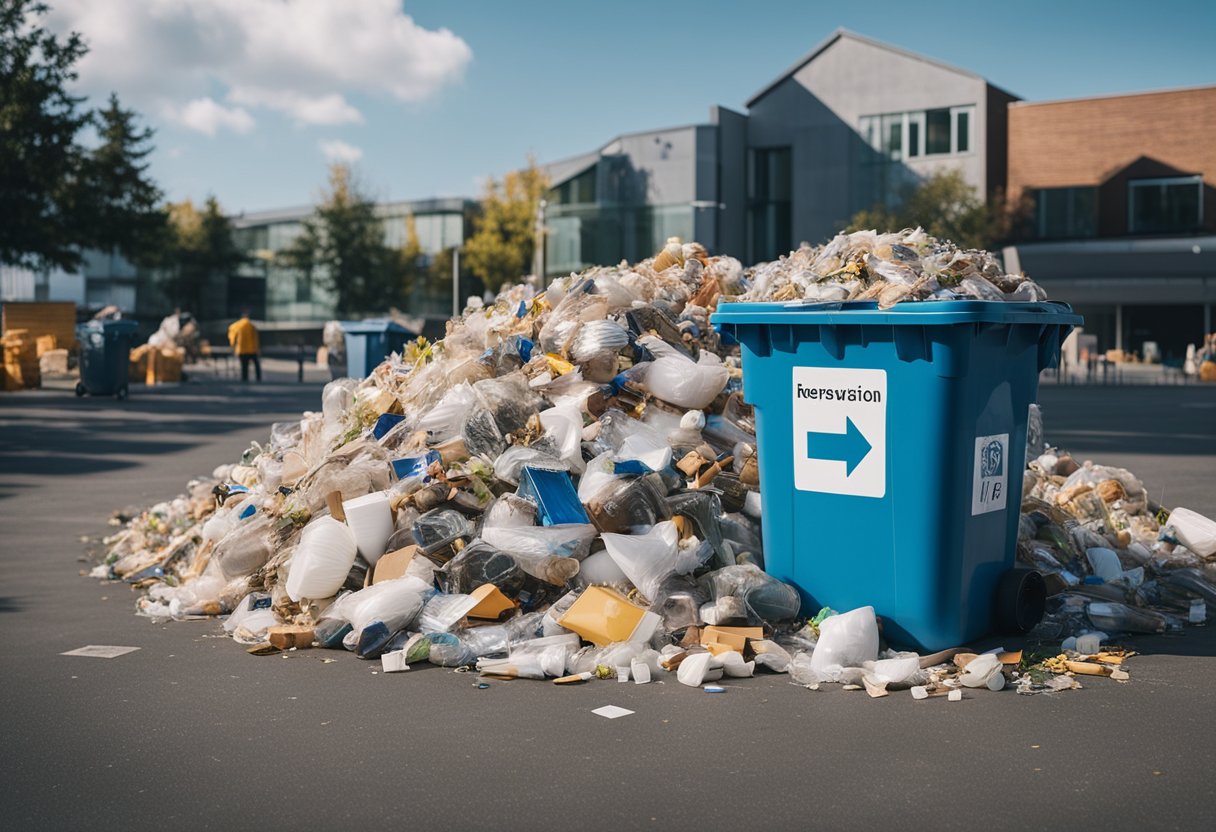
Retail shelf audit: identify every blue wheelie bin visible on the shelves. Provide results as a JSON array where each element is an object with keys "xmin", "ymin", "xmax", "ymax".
[
  {"xmin": 711, "ymin": 300, "xmax": 1081, "ymax": 651},
  {"xmin": 340, "ymin": 319, "xmax": 414, "ymax": 379},
  {"xmin": 75, "ymin": 319, "xmax": 140, "ymax": 400}
]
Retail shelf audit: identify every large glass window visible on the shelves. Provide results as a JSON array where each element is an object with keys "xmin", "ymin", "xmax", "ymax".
[
  {"xmin": 550, "ymin": 165, "xmax": 597, "ymax": 206},
  {"xmin": 748, "ymin": 147, "xmax": 792, "ymax": 262},
  {"xmin": 1033, "ymin": 187, "xmax": 1097, "ymax": 239},
  {"xmin": 1128, "ymin": 176, "xmax": 1203, "ymax": 234},
  {"xmin": 861, "ymin": 105, "xmax": 975, "ymax": 160}
]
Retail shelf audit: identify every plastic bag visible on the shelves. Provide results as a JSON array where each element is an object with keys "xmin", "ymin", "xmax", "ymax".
[
  {"xmin": 808, "ymin": 606, "xmax": 879, "ymax": 677},
  {"xmin": 341, "ymin": 577, "xmax": 430, "ymax": 634},
  {"xmin": 285, "ymin": 517, "xmax": 358, "ymax": 602},
  {"xmin": 601, "ymin": 521, "xmax": 700, "ymax": 602},
  {"xmin": 577, "ymin": 451, "xmax": 622, "ymax": 504},
  {"xmin": 539, "ymin": 405, "xmax": 586, "ymax": 474},
  {"xmin": 492, "ymin": 445, "xmax": 569, "ymax": 486},
  {"xmin": 569, "ymin": 319, "xmax": 630, "ymax": 382},
  {"xmin": 1167, "ymin": 508, "xmax": 1216, "ymax": 557},
  {"xmin": 212, "ymin": 512, "xmax": 276, "ymax": 581},
  {"xmin": 701, "ymin": 564, "xmax": 800, "ymax": 627},
  {"xmin": 418, "ymin": 382, "xmax": 477, "ymax": 443},
  {"xmin": 635, "ymin": 335, "xmax": 729, "ymax": 409},
  {"xmin": 438, "ymin": 540, "xmax": 527, "ymax": 597}
]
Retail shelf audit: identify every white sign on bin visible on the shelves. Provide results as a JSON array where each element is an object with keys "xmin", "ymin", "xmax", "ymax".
[{"xmin": 791, "ymin": 366, "xmax": 886, "ymax": 498}]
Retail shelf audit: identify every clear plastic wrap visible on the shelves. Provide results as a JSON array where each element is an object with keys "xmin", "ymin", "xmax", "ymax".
[{"xmin": 701, "ymin": 564, "xmax": 800, "ymax": 626}]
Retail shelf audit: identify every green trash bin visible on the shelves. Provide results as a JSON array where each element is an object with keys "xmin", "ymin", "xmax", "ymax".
[{"xmin": 75, "ymin": 319, "xmax": 139, "ymax": 400}]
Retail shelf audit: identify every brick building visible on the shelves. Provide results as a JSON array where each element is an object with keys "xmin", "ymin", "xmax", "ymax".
[{"xmin": 1003, "ymin": 86, "xmax": 1216, "ymax": 362}]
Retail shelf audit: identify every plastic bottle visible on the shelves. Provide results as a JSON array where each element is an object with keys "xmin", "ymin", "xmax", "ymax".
[{"xmin": 1085, "ymin": 602, "xmax": 1167, "ymax": 634}]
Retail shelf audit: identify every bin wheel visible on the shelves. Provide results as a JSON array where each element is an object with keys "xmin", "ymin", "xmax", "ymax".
[
  {"xmin": 115, "ymin": 386, "xmax": 128, "ymax": 401},
  {"xmin": 75, "ymin": 382, "xmax": 86, "ymax": 397},
  {"xmin": 994, "ymin": 568, "xmax": 1046, "ymax": 634}
]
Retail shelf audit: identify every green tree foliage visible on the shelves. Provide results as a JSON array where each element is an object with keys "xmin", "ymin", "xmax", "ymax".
[
  {"xmin": 162, "ymin": 197, "xmax": 243, "ymax": 317},
  {"xmin": 79, "ymin": 93, "xmax": 167, "ymax": 265},
  {"xmin": 463, "ymin": 159, "xmax": 548, "ymax": 292},
  {"xmin": 0, "ymin": 0, "xmax": 90, "ymax": 270},
  {"xmin": 1, "ymin": 2, "xmax": 170, "ymax": 271},
  {"xmin": 280, "ymin": 164, "xmax": 401, "ymax": 316},
  {"xmin": 847, "ymin": 170, "xmax": 1029, "ymax": 250}
]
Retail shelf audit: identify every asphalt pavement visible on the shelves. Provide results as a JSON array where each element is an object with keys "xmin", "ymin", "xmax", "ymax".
[{"xmin": 2, "ymin": 373, "xmax": 1214, "ymax": 831}]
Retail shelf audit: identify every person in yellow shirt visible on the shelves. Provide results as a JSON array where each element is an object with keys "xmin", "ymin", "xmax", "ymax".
[{"xmin": 227, "ymin": 310, "xmax": 261, "ymax": 382}]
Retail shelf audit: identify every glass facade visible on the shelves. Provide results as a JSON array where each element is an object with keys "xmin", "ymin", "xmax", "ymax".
[
  {"xmin": 545, "ymin": 203, "xmax": 695, "ymax": 276},
  {"xmin": 232, "ymin": 200, "xmax": 471, "ymax": 323}
]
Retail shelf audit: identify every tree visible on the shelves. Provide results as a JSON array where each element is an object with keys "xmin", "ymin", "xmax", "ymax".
[
  {"xmin": 463, "ymin": 158, "xmax": 548, "ymax": 292},
  {"xmin": 0, "ymin": 0, "xmax": 91, "ymax": 270},
  {"xmin": 846, "ymin": 170, "xmax": 1029, "ymax": 250},
  {"xmin": 79, "ymin": 93, "xmax": 167, "ymax": 266},
  {"xmin": 162, "ymin": 197, "xmax": 243, "ymax": 317},
  {"xmin": 280, "ymin": 163, "xmax": 398, "ymax": 316}
]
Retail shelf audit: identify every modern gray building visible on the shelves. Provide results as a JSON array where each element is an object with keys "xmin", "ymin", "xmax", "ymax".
[{"xmin": 543, "ymin": 29, "xmax": 1017, "ymax": 271}]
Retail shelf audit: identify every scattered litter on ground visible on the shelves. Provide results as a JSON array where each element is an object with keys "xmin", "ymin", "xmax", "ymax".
[
  {"xmin": 85, "ymin": 232, "xmax": 1216, "ymax": 702},
  {"xmin": 592, "ymin": 705, "xmax": 634, "ymax": 719},
  {"xmin": 61, "ymin": 645, "xmax": 141, "ymax": 659}
]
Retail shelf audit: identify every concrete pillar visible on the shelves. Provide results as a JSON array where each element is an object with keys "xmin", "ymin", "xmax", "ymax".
[{"xmin": 1115, "ymin": 304, "xmax": 1123, "ymax": 352}]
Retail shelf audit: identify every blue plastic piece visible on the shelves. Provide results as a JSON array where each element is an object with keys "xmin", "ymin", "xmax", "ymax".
[
  {"xmin": 613, "ymin": 459, "xmax": 653, "ymax": 476},
  {"xmin": 516, "ymin": 466, "xmax": 590, "ymax": 526},
  {"xmin": 391, "ymin": 450, "xmax": 441, "ymax": 480},
  {"xmin": 340, "ymin": 319, "xmax": 415, "ymax": 379},
  {"xmin": 372, "ymin": 412, "xmax": 406, "ymax": 440},
  {"xmin": 238, "ymin": 503, "xmax": 256, "ymax": 520},
  {"xmin": 1082, "ymin": 576, "xmax": 1105, "ymax": 585},
  {"xmin": 711, "ymin": 299, "xmax": 1080, "ymax": 651}
]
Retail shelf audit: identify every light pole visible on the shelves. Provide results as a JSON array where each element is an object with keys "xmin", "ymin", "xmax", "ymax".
[
  {"xmin": 451, "ymin": 246, "xmax": 460, "ymax": 319},
  {"xmin": 533, "ymin": 198, "xmax": 547, "ymax": 286}
]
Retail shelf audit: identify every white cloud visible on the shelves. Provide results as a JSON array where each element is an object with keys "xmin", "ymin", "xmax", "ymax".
[
  {"xmin": 229, "ymin": 89, "xmax": 363, "ymax": 126},
  {"xmin": 47, "ymin": 0, "xmax": 472, "ymax": 133},
  {"xmin": 169, "ymin": 98, "xmax": 255, "ymax": 136},
  {"xmin": 319, "ymin": 140, "xmax": 363, "ymax": 164}
]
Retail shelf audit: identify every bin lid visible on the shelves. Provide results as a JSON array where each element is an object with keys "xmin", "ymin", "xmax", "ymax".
[
  {"xmin": 711, "ymin": 299, "xmax": 1082, "ymax": 328},
  {"xmin": 77, "ymin": 319, "xmax": 139, "ymax": 334},
  {"xmin": 339, "ymin": 318, "xmax": 414, "ymax": 335}
]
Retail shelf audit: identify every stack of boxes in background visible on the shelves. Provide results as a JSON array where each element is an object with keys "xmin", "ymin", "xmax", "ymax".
[
  {"xmin": 2, "ymin": 330, "xmax": 41, "ymax": 390},
  {"xmin": 129, "ymin": 344, "xmax": 185, "ymax": 384}
]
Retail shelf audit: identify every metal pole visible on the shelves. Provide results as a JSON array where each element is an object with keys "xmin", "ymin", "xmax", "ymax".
[
  {"xmin": 452, "ymin": 247, "xmax": 460, "ymax": 319},
  {"xmin": 297, "ymin": 343, "xmax": 304, "ymax": 383}
]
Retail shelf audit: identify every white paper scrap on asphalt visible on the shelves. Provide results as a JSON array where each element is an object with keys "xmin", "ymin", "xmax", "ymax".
[
  {"xmin": 61, "ymin": 645, "xmax": 141, "ymax": 659},
  {"xmin": 592, "ymin": 705, "xmax": 634, "ymax": 719}
]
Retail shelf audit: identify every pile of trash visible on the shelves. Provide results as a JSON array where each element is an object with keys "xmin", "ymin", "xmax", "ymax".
[
  {"xmin": 743, "ymin": 227, "xmax": 1047, "ymax": 307},
  {"xmin": 90, "ymin": 235, "xmax": 1216, "ymax": 700}
]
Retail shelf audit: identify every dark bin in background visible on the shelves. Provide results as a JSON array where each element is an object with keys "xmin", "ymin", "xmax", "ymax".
[
  {"xmin": 75, "ymin": 319, "xmax": 139, "ymax": 400},
  {"xmin": 340, "ymin": 320, "xmax": 413, "ymax": 379},
  {"xmin": 711, "ymin": 300, "xmax": 1081, "ymax": 651}
]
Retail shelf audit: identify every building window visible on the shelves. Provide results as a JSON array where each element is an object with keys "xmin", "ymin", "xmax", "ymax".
[
  {"xmin": 860, "ymin": 105, "xmax": 974, "ymax": 160},
  {"xmin": 1128, "ymin": 176, "xmax": 1203, "ymax": 234},
  {"xmin": 550, "ymin": 165, "xmax": 597, "ymax": 206},
  {"xmin": 748, "ymin": 147, "xmax": 792, "ymax": 262},
  {"xmin": 1032, "ymin": 187, "xmax": 1097, "ymax": 239}
]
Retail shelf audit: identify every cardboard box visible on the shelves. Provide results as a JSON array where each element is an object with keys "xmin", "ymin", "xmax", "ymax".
[
  {"xmin": 1, "ymin": 301, "xmax": 77, "ymax": 353},
  {"xmin": 39, "ymin": 348, "xmax": 69, "ymax": 375},
  {"xmin": 35, "ymin": 334, "xmax": 57, "ymax": 356},
  {"xmin": 367, "ymin": 546, "xmax": 417, "ymax": 585},
  {"xmin": 700, "ymin": 625, "xmax": 763, "ymax": 653},
  {"xmin": 468, "ymin": 583, "xmax": 516, "ymax": 620},
  {"xmin": 267, "ymin": 625, "xmax": 315, "ymax": 650},
  {"xmin": 558, "ymin": 586, "xmax": 660, "ymax": 647}
]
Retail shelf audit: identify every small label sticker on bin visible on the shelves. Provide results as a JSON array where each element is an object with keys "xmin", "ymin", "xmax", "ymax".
[
  {"xmin": 971, "ymin": 433, "xmax": 1009, "ymax": 515},
  {"xmin": 791, "ymin": 366, "xmax": 886, "ymax": 498}
]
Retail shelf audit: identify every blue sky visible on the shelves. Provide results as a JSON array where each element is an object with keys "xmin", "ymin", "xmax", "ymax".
[{"xmin": 48, "ymin": 0, "xmax": 1216, "ymax": 214}]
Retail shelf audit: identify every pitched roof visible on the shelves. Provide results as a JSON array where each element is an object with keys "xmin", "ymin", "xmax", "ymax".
[{"xmin": 746, "ymin": 28, "xmax": 1016, "ymax": 107}]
